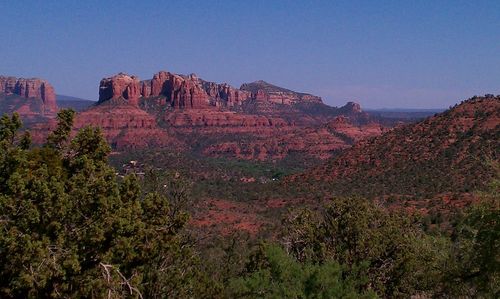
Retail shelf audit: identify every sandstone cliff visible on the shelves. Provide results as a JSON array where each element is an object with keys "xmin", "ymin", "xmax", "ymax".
[
  {"xmin": 98, "ymin": 71, "xmax": 326, "ymax": 111},
  {"xmin": 99, "ymin": 73, "xmax": 141, "ymax": 106},
  {"xmin": 67, "ymin": 70, "xmax": 387, "ymax": 159},
  {"xmin": 0, "ymin": 76, "xmax": 57, "ymax": 116}
]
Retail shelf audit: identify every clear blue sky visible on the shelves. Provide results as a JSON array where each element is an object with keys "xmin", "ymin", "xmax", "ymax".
[{"xmin": 1, "ymin": 0, "xmax": 498, "ymax": 108}]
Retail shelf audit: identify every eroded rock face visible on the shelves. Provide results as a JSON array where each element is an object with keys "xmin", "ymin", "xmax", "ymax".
[
  {"xmin": 139, "ymin": 71, "xmax": 209, "ymax": 109},
  {"xmin": 240, "ymin": 80, "xmax": 323, "ymax": 105},
  {"xmin": 327, "ymin": 116, "xmax": 385, "ymax": 142},
  {"xmin": 0, "ymin": 76, "xmax": 57, "ymax": 115},
  {"xmin": 98, "ymin": 73, "xmax": 141, "ymax": 106},
  {"xmin": 199, "ymin": 80, "xmax": 252, "ymax": 107},
  {"xmin": 99, "ymin": 71, "xmax": 325, "ymax": 111},
  {"xmin": 74, "ymin": 103, "xmax": 178, "ymax": 149},
  {"xmin": 203, "ymin": 116, "xmax": 385, "ymax": 161},
  {"xmin": 202, "ymin": 127, "xmax": 350, "ymax": 161},
  {"xmin": 162, "ymin": 110, "xmax": 289, "ymax": 128},
  {"xmin": 30, "ymin": 101, "xmax": 182, "ymax": 150},
  {"xmin": 84, "ymin": 70, "xmax": 388, "ymax": 158}
]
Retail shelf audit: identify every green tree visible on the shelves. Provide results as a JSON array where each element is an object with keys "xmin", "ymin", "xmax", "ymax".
[
  {"xmin": 0, "ymin": 110, "xmax": 215, "ymax": 298},
  {"xmin": 282, "ymin": 197, "xmax": 449, "ymax": 297},
  {"xmin": 227, "ymin": 243, "xmax": 375, "ymax": 299},
  {"xmin": 45, "ymin": 109, "xmax": 75, "ymax": 150},
  {"xmin": 444, "ymin": 163, "xmax": 499, "ymax": 297}
]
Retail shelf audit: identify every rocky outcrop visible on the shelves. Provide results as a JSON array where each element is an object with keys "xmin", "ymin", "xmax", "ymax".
[
  {"xmin": 203, "ymin": 127, "xmax": 350, "ymax": 161},
  {"xmin": 240, "ymin": 80, "xmax": 323, "ymax": 105},
  {"xmin": 338, "ymin": 101, "xmax": 362, "ymax": 114},
  {"xmin": 139, "ymin": 71, "xmax": 209, "ymax": 109},
  {"xmin": 99, "ymin": 73, "xmax": 141, "ymax": 106},
  {"xmin": 75, "ymin": 103, "xmax": 179, "ymax": 149},
  {"xmin": 199, "ymin": 79, "xmax": 252, "ymax": 107},
  {"xmin": 87, "ymin": 70, "xmax": 392, "ymax": 159},
  {"xmin": 163, "ymin": 110, "xmax": 290, "ymax": 128},
  {"xmin": 326, "ymin": 116, "xmax": 385, "ymax": 142},
  {"xmin": 99, "ymin": 71, "xmax": 325, "ymax": 111},
  {"xmin": 0, "ymin": 76, "xmax": 57, "ymax": 114}
]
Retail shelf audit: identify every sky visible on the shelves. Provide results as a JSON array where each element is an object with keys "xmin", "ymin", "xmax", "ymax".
[{"xmin": 0, "ymin": 0, "xmax": 499, "ymax": 109}]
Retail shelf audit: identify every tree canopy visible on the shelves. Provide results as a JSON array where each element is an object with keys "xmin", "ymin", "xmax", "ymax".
[{"xmin": 0, "ymin": 111, "xmax": 213, "ymax": 298}]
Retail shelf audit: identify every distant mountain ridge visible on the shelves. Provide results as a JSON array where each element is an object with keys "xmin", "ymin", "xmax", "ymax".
[
  {"xmin": 56, "ymin": 94, "xmax": 95, "ymax": 112},
  {"xmin": 56, "ymin": 94, "xmax": 93, "ymax": 102},
  {"xmin": 365, "ymin": 108, "xmax": 444, "ymax": 120},
  {"xmin": 240, "ymin": 80, "xmax": 300, "ymax": 94}
]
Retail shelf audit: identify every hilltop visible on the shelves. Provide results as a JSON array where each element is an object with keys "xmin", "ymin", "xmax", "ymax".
[{"xmin": 291, "ymin": 95, "xmax": 500, "ymax": 199}]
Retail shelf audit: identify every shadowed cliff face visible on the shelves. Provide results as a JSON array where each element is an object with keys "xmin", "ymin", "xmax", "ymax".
[
  {"xmin": 98, "ymin": 73, "xmax": 142, "ymax": 106},
  {"xmin": 0, "ymin": 76, "xmax": 57, "ymax": 117}
]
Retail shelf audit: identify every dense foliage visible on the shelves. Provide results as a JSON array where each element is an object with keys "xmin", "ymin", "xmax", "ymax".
[
  {"xmin": 227, "ymin": 244, "xmax": 376, "ymax": 298},
  {"xmin": 281, "ymin": 197, "xmax": 449, "ymax": 297},
  {"xmin": 0, "ymin": 112, "xmax": 214, "ymax": 298},
  {"xmin": 443, "ymin": 171, "xmax": 500, "ymax": 297}
]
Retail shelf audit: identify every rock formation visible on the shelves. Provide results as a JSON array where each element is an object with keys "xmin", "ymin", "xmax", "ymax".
[
  {"xmin": 98, "ymin": 73, "xmax": 141, "ymax": 106},
  {"xmin": 240, "ymin": 80, "xmax": 323, "ymax": 105},
  {"xmin": 199, "ymin": 79, "xmax": 252, "ymax": 107},
  {"xmin": 203, "ymin": 116, "xmax": 385, "ymax": 161},
  {"xmin": 74, "ymin": 102, "xmax": 179, "ymax": 149},
  {"xmin": 0, "ymin": 76, "xmax": 57, "ymax": 115},
  {"xmin": 98, "ymin": 71, "xmax": 326, "ymax": 111},
  {"xmin": 139, "ymin": 71, "xmax": 210, "ymax": 109},
  {"xmin": 338, "ymin": 101, "xmax": 362, "ymax": 114},
  {"xmin": 326, "ymin": 116, "xmax": 385, "ymax": 142},
  {"xmin": 45, "ymin": 70, "xmax": 391, "ymax": 159}
]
